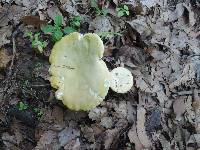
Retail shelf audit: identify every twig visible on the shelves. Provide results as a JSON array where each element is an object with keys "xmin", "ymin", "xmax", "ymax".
[
  {"xmin": 2, "ymin": 33, "xmax": 17, "ymax": 105},
  {"xmin": 177, "ymin": 90, "xmax": 200, "ymax": 96},
  {"xmin": 31, "ymin": 84, "xmax": 50, "ymax": 87}
]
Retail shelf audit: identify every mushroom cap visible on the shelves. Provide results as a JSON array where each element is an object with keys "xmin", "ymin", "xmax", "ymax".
[
  {"xmin": 49, "ymin": 32, "xmax": 110, "ymax": 111},
  {"xmin": 110, "ymin": 67, "xmax": 133, "ymax": 93}
]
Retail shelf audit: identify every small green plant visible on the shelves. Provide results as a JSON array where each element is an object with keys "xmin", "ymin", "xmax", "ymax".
[
  {"xmin": 42, "ymin": 15, "xmax": 81, "ymax": 41},
  {"xmin": 33, "ymin": 108, "xmax": 43, "ymax": 119},
  {"xmin": 34, "ymin": 62, "xmax": 43, "ymax": 71},
  {"xmin": 69, "ymin": 16, "xmax": 82, "ymax": 28},
  {"xmin": 97, "ymin": 32, "xmax": 122, "ymax": 40},
  {"xmin": 17, "ymin": 102, "xmax": 29, "ymax": 111},
  {"xmin": 63, "ymin": 16, "xmax": 81, "ymax": 34},
  {"xmin": 42, "ymin": 15, "xmax": 64, "ymax": 42},
  {"xmin": 116, "ymin": 5, "xmax": 129, "ymax": 17},
  {"xmin": 26, "ymin": 32, "xmax": 47, "ymax": 53},
  {"xmin": 91, "ymin": 0, "xmax": 108, "ymax": 16}
]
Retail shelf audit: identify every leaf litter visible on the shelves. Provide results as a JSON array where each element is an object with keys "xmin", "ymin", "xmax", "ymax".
[{"xmin": 0, "ymin": 0, "xmax": 200, "ymax": 149}]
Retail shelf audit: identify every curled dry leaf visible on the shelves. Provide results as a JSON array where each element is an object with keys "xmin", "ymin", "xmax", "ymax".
[
  {"xmin": 128, "ymin": 124, "xmax": 143, "ymax": 150},
  {"xmin": 137, "ymin": 107, "xmax": 151, "ymax": 148}
]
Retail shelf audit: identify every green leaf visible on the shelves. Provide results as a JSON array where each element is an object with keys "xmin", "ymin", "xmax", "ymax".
[
  {"xmin": 54, "ymin": 15, "xmax": 63, "ymax": 26},
  {"xmin": 123, "ymin": 5, "xmax": 129, "ymax": 10},
  {"xmin": 116, "ymin": 8, "xmax": 121, "ymax": 11},
  {"xmin": 74, "ymin": 21, "xmax": 81, "ymax": 27},
  {"xmin": 101, "ymin": 8, "xmax": 108, "ymax": 16},
  {"xmin": 42, "ymin": 25, "xmax": 54, "ymax": 34},
  {"xmin": 34, "ymin": 33, "xmax": 40, "ymax": 41},
  {"xmin": 126, "ymin": 11, "xmax": 130, "ymax": 16},
  {"xmin": 25, "ymin": 32, "xmax": 33, "ymax": 40},
  {"xmin": 53, "ymin": 29, "xmax": 63, "ymax": 41},
  {"xmin": 18, "ymin": 102, "xmax": 28, "ymax": 111},
  {"xmin": 63, "ymin": 26, "xmax": 76, "ymax": 34},
  {"xmin": 91, "ymin": 0, "xmax": 98, "ymax": 8},
  {"xmin": 70, "ymin": 16, "xmax": 82, "ymax": 28},
  {"xmin": 117, "ymin": 11, "xmax": 124, "ymax": 17}
]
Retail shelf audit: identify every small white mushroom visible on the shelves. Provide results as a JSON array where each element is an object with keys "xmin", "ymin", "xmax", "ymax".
[{"xmin": 110, "ymin": 67, "xmax": 133, "ymax": 93}]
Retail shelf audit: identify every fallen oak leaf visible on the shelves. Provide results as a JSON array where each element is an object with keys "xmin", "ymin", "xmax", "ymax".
[
  {"xmin": 21, "ymin": 16, "xmax": 47, "ymax": 28},
  {"xmin": 137, "ymin": 107, "xmax": 151, "ymax": 148}
]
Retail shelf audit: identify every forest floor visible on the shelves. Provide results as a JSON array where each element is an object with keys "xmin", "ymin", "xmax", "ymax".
[{"xmin": 1, "ymin": 0, "xmax": 200, "ymax": 149}]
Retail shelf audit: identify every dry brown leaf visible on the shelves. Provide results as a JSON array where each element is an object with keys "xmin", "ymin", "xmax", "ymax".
[
  {"xmin": 136, "ymin": 76, "xmax": 151, "ymax": 93},
  {"xmin": 159, "ymin": 134, "xmax": 171, "ymax": 150},
  {"xmin": 137, "ymin": 107, "xmax": 151, "ymax": 148},
  {"xmin": 169, "ymin": 63, "xmax": 196, "ymax": 89},
  {"xmin": 6, "ymin": 4, "xmax": 29, "ymax": 24},
  {"xmin": 35, "ymin": 130, "xmax": 58, "ymax": 150},
  {"xmin": 100, "ymin": 117, "xmax": 113, "ymax": 129},
  {"xmin": 117, "ymin": 45, "xmax": 146, "ymax": 67},
  {"xmin": 128, "ymin": 124, "xmax": 143, "ymax": 150},
  {"xmin": 2, "ymin": 119, "xmax": 24, "ymax": 149},
  {"xmin": 81, "ymin": 125, "xmax": 95, "ymax": 142},
  {"xmin": 173, "ymin": 96, "xmax": 186, "ymax": 121},
  {"xmin": 88, "ymin": 107, "xmax": 107, "ymax": 121},
  {"xmin": 0, "ymin": 26, "xmax": 12, "ymax": 48},
  {"xmin": 89, "ymin": 16, "xmax": 113, "ymax": 33},
  {"xmin": 0, "ymin": 48, "xmax": 12, "ymax": 68},
  {"xmin": 21, "ymin": 16, "xmax": 47, "ymax": 28},
  {"xmin": 187, "ymin": 134, "xmax": 200, "ymax": 148},
  {"xmin": 2, "ymin": 132, "xmax": 20, "ymax": 150},
  {"xmin": 22, "ymin": 0, "xmax": 37, "ymax": 8},
  {"xmin": 104, "ymin": 119, "xmax": 128, "ymax": 149},
  {"xmin": 64, "ymin": 138, "xmax": 81, "ymax": 150},
  {"xmin": 58, "ymin": 124, "xmax": 80, "ymax": 147},
  {"xmin": 104, "ymin": 44, "xmax": 115, "ymax": 57},
  {"xmin": 104, "ymin": 128, "xmax": 119, "ymax": 150},
  {"xmin": 0, "ymin": 5, "xmax": 9, "ymax": 27},
  {"xmin": 62, "ymin": 1, "xmax": 79, "ymax": 16},
  {"xmin": 174, "ymin": 127, "xmax": 184, "ymax": 150},
  {"xmin": 184, "ymin": 96, "xmax": 195, "ymax": 124}
]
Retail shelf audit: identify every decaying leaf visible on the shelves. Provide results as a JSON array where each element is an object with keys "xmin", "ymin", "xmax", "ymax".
[
  {"xmin": 104, "ymin": 119, "xmax": 128, "ymax": 150},
  {"xmin": 0, "ymin": 26, "xmax": 12, "ymax": 48},
  {"xmin": 89, "ymin": 16, "xmax": 113, "ymax": 33},
  {"xmin": 62, "ymin": 0, "xmax": 79, "ymax": 16},
  {"xmin": 173, "ymin": 96, "xmax": 186, "ymax": 121},
  {"xmin": 88, "ymin": 107, "xmax": 108, "ymax": 121},
  {"xmin": 35, "ymin": 130, "xmax": 59, "ymax": 149},
  {"xmin": 21, "ymin": 16, "xmax": 47, "ymax": 28},
  {"xmin": 128, "ymin": 124, "xmax": 143, "ymax": 150},
  {"xmin": 137, "ymin": 107, "xmax": 151, "ymax": 148},
  {"xmin": 136, "ymin": 76, "xmax": 151, "ymax": 93},
  {"xmin": 58, "ymin": 125, "xmax": 80, "ymax": 147},
  {"xmin": 64, "ymin": 138, "xmax": 81, "ymax": 150},
  {"xmin": 0, "ymin": 48, "xmax": 12, "ymax": 68}
]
